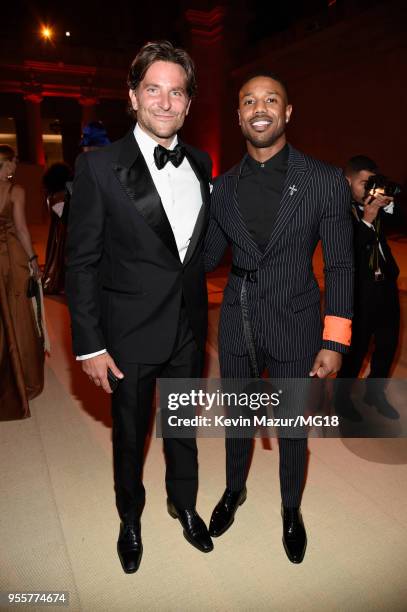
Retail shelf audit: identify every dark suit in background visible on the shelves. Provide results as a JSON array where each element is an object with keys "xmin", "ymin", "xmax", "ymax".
[{"xmin": 338, "ymin": 203, "xmax": 400, "ymax": 380}]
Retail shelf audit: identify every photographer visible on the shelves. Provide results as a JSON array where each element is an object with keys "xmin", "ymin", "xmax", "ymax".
[{"xmin": 336, "ymin": 155, "xmax": 400, "ymax": 420}]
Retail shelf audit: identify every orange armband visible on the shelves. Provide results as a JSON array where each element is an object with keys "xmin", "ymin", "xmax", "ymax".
[{"xmin": 322, "ymin": 316, "xmax": 352, "ymax": 346}]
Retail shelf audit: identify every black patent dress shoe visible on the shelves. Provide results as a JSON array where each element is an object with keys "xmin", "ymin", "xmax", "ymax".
[
  {"xmin": 281, "ymin": 506, "xmax": 307, "ymax": 564},
  {"xmin": 209, "ymin": 486, "xmax": 247, "ymax": 537},
  {"xmin": 167, "ymin": 500, "xmax": 213, "ymax": 552},
  {"xmin": 117, "ymin": 522, "xmax": 143, "ymax": 574}
]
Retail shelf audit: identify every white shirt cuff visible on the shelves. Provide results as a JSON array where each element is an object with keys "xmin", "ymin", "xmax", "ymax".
[
  {"xmin": 76, "ymin": 349, "xmax": 107, "ymax": 361},
  {"xmin": 361, "ymin": 219, "xmax": 374, "ymax": 229}
]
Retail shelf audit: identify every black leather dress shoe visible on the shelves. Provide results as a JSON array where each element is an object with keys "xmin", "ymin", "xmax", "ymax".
[
  {"xmin": 281, "ymin": 506, "xmax": 307, "ymax": 564},
  {"xmin": 167, "ymin": 500, "xmax": 213, "ymax": 553},
  {"xmin": 334, "ymin": 392, "xmax": 363, "ymax": 422},
  {"xmin": 364, "ymin": 391, "xmax": 400, "ymax": 420},
  {"xmin": 209, "ymin": 486, "xmax": 247, "ymax": 537},
  {"xmin": 117, "ymin": 522, "xmax": 143, "ymax": 574}
]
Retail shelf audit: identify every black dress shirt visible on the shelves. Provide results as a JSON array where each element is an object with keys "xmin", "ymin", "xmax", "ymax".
[{"xmin": 238, "ymin": 144, "xmax": 289, "ymax": 251}]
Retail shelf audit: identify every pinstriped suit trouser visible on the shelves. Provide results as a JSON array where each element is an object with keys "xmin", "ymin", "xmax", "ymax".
[{"xmin": 220, "ymin": 350, "xmax": 315, "ymax": 508}]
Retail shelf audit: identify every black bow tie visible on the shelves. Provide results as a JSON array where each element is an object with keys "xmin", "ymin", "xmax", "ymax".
[{"xmin": 154, "ymin": 143, "xmax": 185, "ymax": 170}]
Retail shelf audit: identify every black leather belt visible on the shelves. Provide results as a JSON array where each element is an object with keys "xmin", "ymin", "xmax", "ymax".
[
  {"xmin": 230, "ymin": 265, "xmax": 260, "ymax": 377},
  {"xmin": 231, "ymin": 264, "xmax": 257, "ymax": 282}
]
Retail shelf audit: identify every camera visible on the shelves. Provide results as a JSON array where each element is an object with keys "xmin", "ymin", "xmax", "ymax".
[{"xmin": 364, "ymin": 174, "xmax": 401, "ymax": 201}]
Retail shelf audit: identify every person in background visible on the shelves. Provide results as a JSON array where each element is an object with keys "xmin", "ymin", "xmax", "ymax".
[
  {"xmin": 336, "ymin": 155, "xmax": 401, "ymax": 420},
  {"xmin": 0, "ymin": 145, "xmax": 44, "ymax": 420},
  {"xmin": 42, "ymin": 162, "xmax": 73, "ymax": 294},
  {"xmin": 42, "ymin": 122, "xmax": 110, "ymax": 295},
  {"xmin": 79, "ymin": 120, "xmax": 110, "ymax": 152}
]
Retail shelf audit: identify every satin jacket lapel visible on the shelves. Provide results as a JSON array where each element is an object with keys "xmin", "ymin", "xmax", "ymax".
[
  {"xmin": 263, "ymin": 145, "xmax": 313, "ymax": 255},
  {"xmin": 182, "ymin": 145, "xmax": 211, "ymax": 267},
  {"xmin": 112, "ymin": 131, "xmax": 180, "ymax": 262},
  {"xmin": 227, "ymin": 155, "xmax": 264, "ymax": 256}
]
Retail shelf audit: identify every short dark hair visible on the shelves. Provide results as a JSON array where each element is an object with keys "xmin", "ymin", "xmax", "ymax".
[
  {"xmin": 345, "ymin": 155, "xmax": 378, "ymax": 177},
  {"xmin": 239, "ymin": 70, "xmax": 289, "ymax": 102},
  {"xmin": 42, "ymin": 162, "xmax": 72, "ymax": 194},
  {"xmin": 0, "ymin": 144, "xmax": 15, "ymax": 166},
  {"xmin": 127, "ymin": 40, "xmax": 197, "ymax": 98}
]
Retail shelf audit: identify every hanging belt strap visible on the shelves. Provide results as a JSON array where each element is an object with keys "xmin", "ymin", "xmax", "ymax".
[{"xmin": 230, "ymin": 265, "xmax": 259, "ymax": 378}]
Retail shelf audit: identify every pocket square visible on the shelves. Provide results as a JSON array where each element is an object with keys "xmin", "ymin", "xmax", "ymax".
[{"xmin": 209, "ymin": 182, "xmax": 213, "ymax": 194}]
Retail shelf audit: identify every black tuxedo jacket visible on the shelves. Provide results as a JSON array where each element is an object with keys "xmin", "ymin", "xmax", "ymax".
[
  {"xmin": 204, "ymin": 145, "xmax": 354, "ymax": 362},
  {"xmin": 66, "ymin": 130, "xmax": 212, "ymax": 363}
]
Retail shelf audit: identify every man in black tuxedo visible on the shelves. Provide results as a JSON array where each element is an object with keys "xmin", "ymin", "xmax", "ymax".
[
  {"xmin": 66, "ymin": 41, "xmax": 213, "ymax": 573},
  {"xmin": 336, "ymin": 155, "xmax": 400, "ymax": 420},
  {"xmin": 204, "ymin": 73, "xmax": 354, "ymax": 563}
]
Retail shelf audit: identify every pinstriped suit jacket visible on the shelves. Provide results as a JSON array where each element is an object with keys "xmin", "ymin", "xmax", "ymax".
[{"xmin": 204, "ymin": 144, "xmax": 354, "ymax": 362}]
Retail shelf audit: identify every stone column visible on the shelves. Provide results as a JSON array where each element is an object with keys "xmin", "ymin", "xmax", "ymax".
[
  {"xmin": 23, "ymin": 92, "xmax": 45, "ymax": 166},
  {"xmin": 79, "ymin": 96, "xmax": 99, "ymax": 127},
  {"xmin": 15, "ymin": 118, "xmax": 30, "ymax": 163}
]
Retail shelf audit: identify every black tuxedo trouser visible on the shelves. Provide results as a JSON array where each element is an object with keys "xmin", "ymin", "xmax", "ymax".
[
  {"xmin": 111, "ymin": 304, "xmax": 204, "ymax": 522},
  {"xmin": 338, "ymin": 279, "xmax": 400, "ymax": 379},
  {"xmin": 219, "ymin": 349, "xmax": 315, "ymax": 508}
]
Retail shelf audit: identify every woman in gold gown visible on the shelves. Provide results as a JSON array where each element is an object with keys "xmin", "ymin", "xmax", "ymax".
[{"xmin": 0, "ymin": 145, "xmax": 44, "ymax": 420}]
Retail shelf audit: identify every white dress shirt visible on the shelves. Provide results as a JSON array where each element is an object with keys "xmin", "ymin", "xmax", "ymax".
[{"xmin": 77, "ymin": 123, "xmax": 202, "ymax": 360}]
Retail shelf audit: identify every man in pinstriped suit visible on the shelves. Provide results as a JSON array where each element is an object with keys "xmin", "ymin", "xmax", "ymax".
[{"xmin": 204, "ymin": 72, "xmax": 354, "ymax": 563}]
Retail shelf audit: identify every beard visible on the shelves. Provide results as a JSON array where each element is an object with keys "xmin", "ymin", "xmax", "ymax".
[
  {"xmin": 136, "ymin": 106, "xmax": 186, "ymax": 143},
  {"xmin": 240, "ymin": 121, "xmax": 286, "ymax": 149}
]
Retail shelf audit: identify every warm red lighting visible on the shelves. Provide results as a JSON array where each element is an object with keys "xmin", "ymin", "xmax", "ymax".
[{"xmin": 41, "ymin": 26, "xmax": 53, "ymax": 41}]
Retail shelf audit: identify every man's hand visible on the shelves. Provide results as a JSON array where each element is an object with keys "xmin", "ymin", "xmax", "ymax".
[
  {"xmin": 81, "ymin": 352, "xmax": 124, "ymax": 394},
  {"xmin": 309, "ymin": 349, "xmax": 342, "ymax": 378},
  {"xmin": 363, "ymin": 194, "xmax": 393, "ymax": 224}
]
